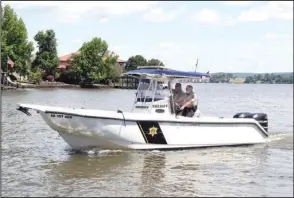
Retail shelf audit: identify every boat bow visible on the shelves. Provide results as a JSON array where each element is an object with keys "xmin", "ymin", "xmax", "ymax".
[{"xmin": 17, "ymin": 103, "xmax": 73, "ymax": 116}]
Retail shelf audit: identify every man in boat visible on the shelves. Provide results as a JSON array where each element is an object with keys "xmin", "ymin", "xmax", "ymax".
[
  {"xmin": 179, "ymin": 85, "xmax": 198, "ymax": 117},
  {"xmin": 172, "ymin": 83, "xmax": 185, "ymax": 114}
]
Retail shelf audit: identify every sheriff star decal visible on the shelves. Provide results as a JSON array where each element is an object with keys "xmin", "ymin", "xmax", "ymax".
[{"xmin": 148, "ymin": 126, "xmax": 158, "ymax": 137}]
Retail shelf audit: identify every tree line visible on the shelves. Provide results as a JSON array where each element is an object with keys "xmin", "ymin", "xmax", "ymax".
[
  {"xmin": 210, "ymin": 73, "xmax": 293, "ymax": 84},
  {"xmin": 244, "ymin": 73, "xmax": 293, "ymax": 84},
  {"xmin": 209, "ymin": 73, "xmax": 234, "ymax": 83},
  {"xmin": 1, "ymin": 5, "xmax": 164, "ymax": 85}
]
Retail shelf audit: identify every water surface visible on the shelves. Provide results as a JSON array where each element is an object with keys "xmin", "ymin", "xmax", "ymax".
[{"xmin": 2, "ymin": 84, "xmax": 293, "ymax": 197}]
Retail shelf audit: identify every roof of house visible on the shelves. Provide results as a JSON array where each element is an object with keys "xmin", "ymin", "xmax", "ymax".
[
  {"xmin": 58, "ymin": 51, "xmax": 126, "ymax": 69},
  {"xmin": 59, "ymin": 51, "xmax": 80, "ymax": 62},
  {"xmin": 117, "ymin": 59, "xmax": 126, "ymax": 63}
]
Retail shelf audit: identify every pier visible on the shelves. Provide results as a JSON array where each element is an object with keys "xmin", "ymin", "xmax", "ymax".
[
  {"xmin": 1, "ymin": 85, "xmax": 17, "ymax": 90},
  {"xmin": 113, "ymin": 76, "xmax": 139, "ymax": 89}
]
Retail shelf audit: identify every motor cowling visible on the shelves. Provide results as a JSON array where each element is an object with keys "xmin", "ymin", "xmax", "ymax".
[
  {"xmin": 233, "ymin": 112, "xmax": 268, "ymax": 132},
  {"xmin": 233, "ymin": 112, "xmax": 252, "ymax": 118}
]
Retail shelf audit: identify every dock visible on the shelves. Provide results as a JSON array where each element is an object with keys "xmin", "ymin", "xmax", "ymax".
[
  {"xmin": 1, "ymin": 85, "xmax": 17, "ymax": 90},
  {"xmin": 113, "ymin": 76, "xmax": 139, "ymax": 89}
]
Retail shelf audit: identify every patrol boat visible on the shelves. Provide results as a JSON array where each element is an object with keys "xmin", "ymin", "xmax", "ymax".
[{"xmin": 17, "ymin": 66, "xmax": 269, "ymax": 150}]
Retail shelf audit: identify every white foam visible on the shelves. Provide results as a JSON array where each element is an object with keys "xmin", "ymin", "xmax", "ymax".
[{"xmin": 267, "ymin": 133, "xmax": 291, "ymax": 143}]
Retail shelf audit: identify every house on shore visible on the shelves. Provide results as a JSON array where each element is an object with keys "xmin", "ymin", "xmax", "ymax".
[
  {"xmin": 230, "ymin": 77, "xmax": 245, "ymax": 84},
  {"xmin": 57, "ymin": 51, "xmax": 127, "ymax": 72}
]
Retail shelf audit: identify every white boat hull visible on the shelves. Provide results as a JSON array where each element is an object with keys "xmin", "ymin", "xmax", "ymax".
[{"xmin": 17, "ymin": 104, "xmax": 268, "ymax": 150}]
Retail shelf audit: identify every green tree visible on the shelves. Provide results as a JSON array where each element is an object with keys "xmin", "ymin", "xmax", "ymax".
[
  {"xmin": 256, "ymin": 74, "xmax": 262, "ymax": 81},
  {"xmin": 125, "ymin": 55, "xmax": 147, "ymax": 71},
  {"xmin": 1, "ymin": 5, "xmax": 34, "ymax": 78},
  {"xmin": 69, "ymin": 37, "xmax": 117, "ymax": 84},
  {"xmin": 28, "ymin": 70, "xmax": 42, "ymax": 84},
  {"xmin": 244, "ymin": 76, "xmax": 254, "ymax": 83},
  {"xmin": 32, "ymin": 29, "xmax": 59, "ymax": 75},
  {"xmin": 263, "ymin": 73, "xmax": 270, "ymax": 83},
  {"xmin": 108, "ymin": 63, "xmax": 125, "ymax": 82},
  {"xmin": 210, "ymin": 73, "xmax": 236, "ymax": 83},
  {"xmin": 147, "ymin": 58, "xmax": 164, "ymax": 66}
]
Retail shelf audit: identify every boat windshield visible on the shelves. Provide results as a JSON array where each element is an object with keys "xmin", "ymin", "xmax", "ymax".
[{"xmin": 136, "ymin": 79, "xmax": 169, "ymax": 102}]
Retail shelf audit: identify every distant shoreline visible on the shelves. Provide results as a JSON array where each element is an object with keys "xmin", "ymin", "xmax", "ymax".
[
  {"xmin": 210, "ymin": 72, "xmax": 293, "ymax": 84},
  {"xmin": 208, "ymin": 81, "xmax": 293, "ymax": 85},
  {"xmin": 211, "ymin": 72, "xmax": 293, "ymax": 78}
]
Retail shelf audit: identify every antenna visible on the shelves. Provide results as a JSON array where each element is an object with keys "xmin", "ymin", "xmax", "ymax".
[{"xmin": 195, "ymin": 58, "xmax": 199, "ymax": 72}]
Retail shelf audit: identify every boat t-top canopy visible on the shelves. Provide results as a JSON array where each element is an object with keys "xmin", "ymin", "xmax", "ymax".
[{"xmin": 122, "ymin": 66, "xmax": 210, "ymax": 79}]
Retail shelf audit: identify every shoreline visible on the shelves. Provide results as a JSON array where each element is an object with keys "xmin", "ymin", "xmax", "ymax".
[
  {"xmin": 2, "ymin": 81, "xmax": 115, "ymax": 90},
  {"xmin": 19, "ymin": 83, "xmax": 80, "ymax": 89}
]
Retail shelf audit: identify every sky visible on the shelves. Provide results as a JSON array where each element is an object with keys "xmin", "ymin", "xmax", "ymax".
[{"xmin": 3, "ymin": 1, "xmax": 293, "ymax": 73}]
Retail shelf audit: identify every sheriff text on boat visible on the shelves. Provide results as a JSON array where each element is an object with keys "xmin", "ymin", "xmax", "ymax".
[{"xmin": 17, "ymin": 66, "xmax": 269, "ymax": 150}]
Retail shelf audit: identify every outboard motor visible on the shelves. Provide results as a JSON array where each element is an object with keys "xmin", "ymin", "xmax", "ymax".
[
  {"xmin": 233, "ymin": 112, "xmax": 268, "ymax": 132},
  {"xmin": 233, "ymin": 112, "xmax": 252, "ymax": 118},
  {"xmin": 252, "ymin": 113, "xmax": 268, "ymax": 132}
]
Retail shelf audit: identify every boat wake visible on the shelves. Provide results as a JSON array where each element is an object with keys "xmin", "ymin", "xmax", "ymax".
[
  {"xmin": 266, "ymin": 132, "xmax": 293, "ymax": 142},
  {"xmin": 266, "ymin": 132, "xmax": 293, "ymax": 150}
]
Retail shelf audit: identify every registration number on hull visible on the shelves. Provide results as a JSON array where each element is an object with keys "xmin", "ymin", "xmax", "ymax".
[{"xmin": 50, "ymin": 113, "xmax": 72, "ymax": 119}]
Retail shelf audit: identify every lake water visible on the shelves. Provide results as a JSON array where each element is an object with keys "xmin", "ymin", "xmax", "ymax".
[{"xmin": 1, "ymin": 84, "xmax": 293, "ymax": 197}]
